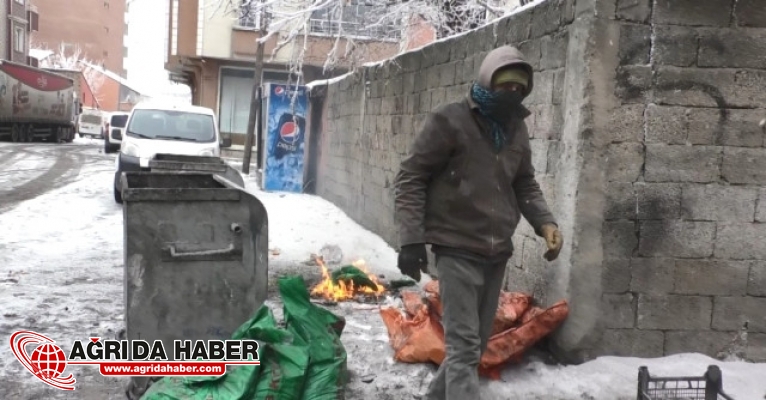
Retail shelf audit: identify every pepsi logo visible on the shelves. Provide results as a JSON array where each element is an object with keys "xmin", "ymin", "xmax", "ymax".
[
  {"xmin": 274, "ymin": 86, "xmax": 285, "ymax": 96},
  {"xmin": 279, "ymin": 120, "xmax": 300, "ymax": 144}
]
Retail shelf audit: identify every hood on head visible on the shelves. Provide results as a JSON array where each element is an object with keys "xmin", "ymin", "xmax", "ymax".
[{"xmin": 477, "ymin": 46, "xmax": 534, "ymax": 97}]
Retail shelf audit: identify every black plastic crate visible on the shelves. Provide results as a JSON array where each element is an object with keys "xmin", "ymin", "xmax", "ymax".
[{"xmin": 637, "ymin": 365, "xmax": 734, "ymax": 400}]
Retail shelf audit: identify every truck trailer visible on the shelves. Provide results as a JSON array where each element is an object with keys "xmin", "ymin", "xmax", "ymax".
[{"xmin": 0, "ymin": 60, "xmax": 78, "ymax": 143}]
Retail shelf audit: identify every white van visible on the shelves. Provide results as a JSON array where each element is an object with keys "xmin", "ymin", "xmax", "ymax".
[
  {"xmin": 113, "ymin": 101, "xmax": 230, "ymax": 203},
  {"xmin": 78, "ymin": 108, "xmax": 105, "ymax": 139},
  {"xmin": 104, "ymin": 111, "xmax": 130, "ymax": 153}
]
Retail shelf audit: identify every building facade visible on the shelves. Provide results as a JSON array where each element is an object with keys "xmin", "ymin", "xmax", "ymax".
[
  {"xmin": 30, "ymin": 0, "xmax": 126, "ymax": 76},
  {"xmin": 0, "ymin": 0, "xmax": 38, "ymax": 65},
  {"xmin": 164, "ymin": 0, "xmax": 403, "ymax": 145}
]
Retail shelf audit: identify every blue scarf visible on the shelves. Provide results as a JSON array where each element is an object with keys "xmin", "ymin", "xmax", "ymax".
[{"xmin": 470, "ymin": 83, "xmax": 507, "ymax": 152}]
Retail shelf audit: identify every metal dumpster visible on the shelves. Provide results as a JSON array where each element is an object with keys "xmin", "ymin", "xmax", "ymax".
[
  {"xmin": 121, "ymin": 171, "xmax": 268, "ymax": 399},
  {"xmin": 148, "ymin": 153, "xmax": 246, "ymax": 188}
]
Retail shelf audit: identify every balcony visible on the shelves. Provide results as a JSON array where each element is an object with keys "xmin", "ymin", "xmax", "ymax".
[{"xmin": 308, "ymin": 18, "xmax": 400, "ymax": 41}]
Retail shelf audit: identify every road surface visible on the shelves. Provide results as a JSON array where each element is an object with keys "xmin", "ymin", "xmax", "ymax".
[{"xmin": 0, "ymin": 140, "xmax": 128, "ymax": 399}]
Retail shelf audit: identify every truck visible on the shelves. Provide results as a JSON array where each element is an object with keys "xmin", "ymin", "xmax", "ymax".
[{"xmin": 0, "ymin": 60, "xmax": 78, "ymax": 143}]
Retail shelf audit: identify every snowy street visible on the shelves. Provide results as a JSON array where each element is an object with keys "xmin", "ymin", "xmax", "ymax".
[{"xmin": 1, "ymin": 140, "xmax": 765, "ymax": 400}]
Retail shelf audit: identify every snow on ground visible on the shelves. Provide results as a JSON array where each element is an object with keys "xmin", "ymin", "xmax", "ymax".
[{"xmin": 0, "ymin": 143, "xmax": 763, "ymax": 399}]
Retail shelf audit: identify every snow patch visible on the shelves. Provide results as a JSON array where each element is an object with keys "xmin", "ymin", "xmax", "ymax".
[{"xmin": 306, "ymin": 72, "xmax": 355, "ymax": 90}]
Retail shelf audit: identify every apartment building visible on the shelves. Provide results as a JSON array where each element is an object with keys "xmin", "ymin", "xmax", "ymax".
[
  {"xmin": 30, "ymin": 0, "xmax": 126, "ymax": 76},
  {"xmin": 164, "ymin": 0, "xmax": 403, "ymax": 145},
  {"xmin": 0, "ymin": 0, "xmax": 38, "ymax": 64}
]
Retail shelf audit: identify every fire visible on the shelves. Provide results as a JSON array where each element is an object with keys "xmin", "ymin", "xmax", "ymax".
[{"xmin": 310, "ymin": 257, "xmax": 387, "ymax": 302}]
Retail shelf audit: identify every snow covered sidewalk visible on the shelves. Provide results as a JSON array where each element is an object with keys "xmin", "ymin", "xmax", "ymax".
[
  {"xmin": 238, "ymin": 174, "xmax": 766, "ymax": 400},
  {"xmin": 0, "ymin": 143, "xmax": 764, "ymax": 399}
]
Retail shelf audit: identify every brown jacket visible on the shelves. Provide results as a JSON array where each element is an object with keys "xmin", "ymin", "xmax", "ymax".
[{"xmin": 393, "ymin": 46, "xmax": 557, "ymax": 259}]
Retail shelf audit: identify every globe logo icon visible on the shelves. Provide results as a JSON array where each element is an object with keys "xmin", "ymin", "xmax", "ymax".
[{"xmin": 30, "ymin": 343, "xmax": 67, "ymax": 379}]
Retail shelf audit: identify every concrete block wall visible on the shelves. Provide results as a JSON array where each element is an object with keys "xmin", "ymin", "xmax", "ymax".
[
  {"xmin": 600, "ymin": 0, "xmax": 766, "ymax": 361},
  {"xmin": 308, "ymin": 0, "xmax": 766, "ymax": 363}
]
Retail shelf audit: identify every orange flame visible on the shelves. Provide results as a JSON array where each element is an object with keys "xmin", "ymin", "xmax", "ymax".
[{"xmin": 310, "ymin": 257, "xmax": 386, "ymax": 301}]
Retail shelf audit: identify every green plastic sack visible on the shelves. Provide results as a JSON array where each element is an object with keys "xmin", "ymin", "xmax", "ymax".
[
  {"xmin": 330, "ymin": 265, "xmax": 378, "ymax": 292},
  {"xmin": 140, "ymin": 306, "xmax": 309, "ymax": 400},
  {"xmin": 280, "ymin": 276, "xmax": 349, "ymax": 400},
  {"xmin": 140, "ymin": 276, "xmax": 349, "ymax": 400}
]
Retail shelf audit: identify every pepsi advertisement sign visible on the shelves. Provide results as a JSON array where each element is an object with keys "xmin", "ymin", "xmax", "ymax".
[{"xmin": 262, "ymin": 83, "xmax": 308, "ymax": 193}]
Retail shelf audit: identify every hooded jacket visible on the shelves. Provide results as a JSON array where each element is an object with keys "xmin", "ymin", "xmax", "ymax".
[{"xmin": 393, "ymin": 46, "xmax": 557, "ymax": 260}]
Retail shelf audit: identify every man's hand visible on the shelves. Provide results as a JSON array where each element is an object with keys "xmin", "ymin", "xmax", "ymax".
[
  {"xmin": 540, "ymin": 223, "xmax": 563, "ymax": 261},
  {"xmin": 397, "ymin": 243, "xmax": 429, "ymax": 282}
]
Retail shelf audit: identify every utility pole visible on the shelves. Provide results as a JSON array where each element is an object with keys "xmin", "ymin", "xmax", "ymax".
[{"xmin": 242, "ymin": 0, "xmax": 267, "ymax": 175}]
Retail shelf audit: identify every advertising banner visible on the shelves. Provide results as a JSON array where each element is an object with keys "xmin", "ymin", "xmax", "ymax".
[{"xmin": 261, "ymin": 83, "xmax": 308, "ymax": 193}]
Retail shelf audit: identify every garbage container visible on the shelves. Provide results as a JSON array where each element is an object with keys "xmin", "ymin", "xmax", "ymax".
[
  {"xmin": 121, "ymin": 171, "xmax": 268, "ymax": 399},
  {"xmin": 148, "ymin": 153, "xmax": 246, "ymax": 188}
]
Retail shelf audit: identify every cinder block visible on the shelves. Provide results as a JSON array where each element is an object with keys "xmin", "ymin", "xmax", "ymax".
[
  {"xmin": 530, "ymin": 0, "xmax": 563, "ymax": 38},
  {"xmin": 637, "ymin": 294, "xmax": 713, "ymax": 330},
  {"xmin": 735, "ymin": 0, "xmax": 766, "ymax": 27},
  {"xmin": 533, "ymin": 104, "xmax": 563, "ymax": 140},
  {"xmin": 603, "ymin": 220, "xmax": 638, "ymax": 259},
  {"xmin": 605, "ymin": 182, "xmax": 636, "ymax": 220},
  {"xmin": 675, "ymin": 260, "xmax": 750, "ymax": 296},
  {"xmin": 653, "ymin": 0, "xmax": 733, "ymax": 26},
  {"xmin": 439, "ymin": 62, "xmax": 457, "ymax": 87},
  {"xmin": 603, "ymin": 258, "xmax": 631, "ymax": 293},
  {"xmin": 747, "ymin": 333, "xmax": 766, "ymax": 362},
  {"xmin": 607, "ymin": 143, "xmax": 644, "ymax": 182},
  {"xmin": 654, "ymin": 25, "xmax": 699, "ymax": 67},
  {"xmin": 552, "ymin": 69, "xmax": 566, "ymax": 104},
  {"xmin": 528, "ymin": 71, "xmax": 555, "ymax": 105},
  {"xmin": 610, "ymin": 104, "xmax": 646, "ymax": 143},
  {"xmin": 645, "ymin": 105, "xmax": 687, "ymax": 145},
  {"xmin": 635, "ymin": 182, "xmax": 681, "ymax": 220},
  {"xmin": 615, "ymin": 65, "xmax": 652, "ymax": 103},
  {"xmin": 757, "ymin": 189, "xmax": 766, "ymax": 222},
  {"xmin": 616, "ymin": 0, "xmax": 652, "ymax": 23},
  {"xmin": 665, "ymin": 330, "xmax": 736, "ymax": 358},
  {"xmin": 593, "ymin": 329, "xmax": 664, "ymax": 357},
  {"xmin": 541, "ymin": 31, "xmax": 569, "ymax": 70},
  {"xmin": 618, "ymin": 23, "xmax": 651, "ymax": 65},
  {"xmin": 602, "ymin": 293, "xmax": 636, "ymax": 329},
  {"xmin": 638, "ymin": 220, "xmax": 716, "ymax": 258},
  {"xmin": 518, "ymin": 39, "xmax": 543, "ymax": 71},
  {"xmin": 712, "ymin": 296, "xmax": 766, "ymax": 333},
  {"xmin": 722, "ymin": 147, "xmax": 766, "ymax": 185},
  {"xmin": 715, "ymin": 223, "xmax": 766, "ymax": 260},
  {"xmin": 681, "ymin": 184, "xmax": 757, "ymax": 222},
  {"xmin": 654, "ymin": 67, "xmax": 735, "ymax": 108},
  {"xmin": 631, "ymin": 257, "xmax": 675, "ymax": 295},
  {"xmin": 699, "ymin": 28, "xmax": 766, "ymax": 69},
  {"xmin": 644, "ymin": 144, "xmax": 721, "ymax": 183}
]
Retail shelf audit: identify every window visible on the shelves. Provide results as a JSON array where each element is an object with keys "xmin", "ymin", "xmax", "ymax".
[
  {"xmin": 218, "ymin": 68, "xmax": 254, "ymax": 136},
  {"xmin": 127, "ymin": 110, "xmax": 216, "ymax": 143},
  {"xmin": 14, "ymin": 26, "xmax": 25, "ymax": 53},
  {"xmin": 237, "ymin": 0, "xmax": 271, "ymax": 29},
  {"xmin": 110, "ymin": 114, "xmax": 129, "ymax": 128}
]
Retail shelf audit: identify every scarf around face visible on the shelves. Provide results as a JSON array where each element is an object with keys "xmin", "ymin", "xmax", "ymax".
[{"xmin": 470, "ymin": 83, "xmax": 520, "ymax": 152}]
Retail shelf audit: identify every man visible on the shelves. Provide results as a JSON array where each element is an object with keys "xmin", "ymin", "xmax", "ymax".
[{"xmin": 393, "ymin": 45, "xmax": 563, "ymax": 399}]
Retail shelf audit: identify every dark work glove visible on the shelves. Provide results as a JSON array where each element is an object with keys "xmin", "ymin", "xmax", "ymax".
[{"xmin": 397, "ymin": 243, "xmax": 429, "ymax": 282}]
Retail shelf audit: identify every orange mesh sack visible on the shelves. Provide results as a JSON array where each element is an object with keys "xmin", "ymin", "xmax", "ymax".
[
  {"xmin": 479, "ymin": 300, "xmax": 570, "ymax": 378},
  {"xmin": 379, "ymin": 301, "xmax": 445, "ymax": 365}
]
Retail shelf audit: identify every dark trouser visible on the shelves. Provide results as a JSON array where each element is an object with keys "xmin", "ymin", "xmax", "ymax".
[{"xmin": 425, "ymin": 253, "xmax": 507, "ymax": 400}]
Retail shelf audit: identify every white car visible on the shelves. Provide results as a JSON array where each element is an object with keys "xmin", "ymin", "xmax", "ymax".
[
  {"xmin": 113, "ymin": 101, "xmax": 230, "ymax": 203},
  {"xmin": 104, "ymin": 111, "xmax": 129, "ymax": 154},
  {"xmin": 78, "ymin": 108, "xmax": 105, "ymax": 139}
]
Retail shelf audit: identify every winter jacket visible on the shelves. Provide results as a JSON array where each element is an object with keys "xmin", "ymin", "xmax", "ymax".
[{"xmin": 393, "ymin": 46, "xmax": 557, "ymax": 259}]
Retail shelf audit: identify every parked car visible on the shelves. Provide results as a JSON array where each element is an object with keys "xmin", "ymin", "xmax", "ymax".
[
  {"xmin": 104, "ymin": 111, "xmax": 129, "ymax": 153},
  {"xmin": 78, "ymin": 108, "xmax": 105, "ymax": 139},
  {"xmin": 113, "ymin": 101, "xmax": 230, "ymax": 203}
]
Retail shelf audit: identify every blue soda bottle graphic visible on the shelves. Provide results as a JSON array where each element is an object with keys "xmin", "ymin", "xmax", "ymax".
[{"xmin": 273, "ymin": 113, "xmax": 305, "ymax": 160}]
